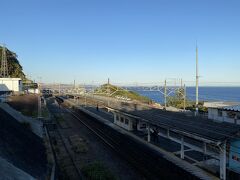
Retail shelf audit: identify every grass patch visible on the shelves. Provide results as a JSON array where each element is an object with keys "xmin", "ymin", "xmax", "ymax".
[
  {"xmin": 7, "ymin": 94, "xmax": 38, "ymax": 117},
  {"xmin": 21, "ymin": 108, "xmax": 38, "ymax": 118},
  {"xmin": 42, "ymin": 106, "xmax": 49, "ymax": 118},
  {"xmin": 54, "ymin": 114, "xmax": 64, "ymax": 122},
  {"xmin": 82, "ymin": 162, "xmax": 117, "ymax": 180},
  {"xmin": 69, "ymin": 135, "xmax": 88, "ymax": 153},
  {"xmin": 72, "ymin": 143, "xmax": 88, "ymax": 153}
]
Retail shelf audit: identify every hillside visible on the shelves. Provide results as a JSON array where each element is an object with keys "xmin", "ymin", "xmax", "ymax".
[
  {"xmin": 94, "ymin": 84, "xmax": 153, "ymax": 104},
  {"xmin": 0, "ymin": 46, "xmax": 26, "ymax": 80}
]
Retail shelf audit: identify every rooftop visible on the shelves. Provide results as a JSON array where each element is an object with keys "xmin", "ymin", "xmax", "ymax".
[
  {"xmin": 222, "ymin": 105, "xmax": 240, "ymax": 112},
  {"xmin": 204, "ymin": 102, "xmax": 240, "ymax": 112},
  {"xmin": 204, "ymin": 101, "xmax": 240, "ymax": 108},
  {"xmin": 109, "ymin": 105, "xmax": 240, "ymax": 144}
]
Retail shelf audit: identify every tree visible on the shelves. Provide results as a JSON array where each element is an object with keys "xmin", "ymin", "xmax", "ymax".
[
  {"xmin": 0, "ymin": 46, "xmax": 26, "ymax": 79},
  {"xmin": 167, "ymin": 88, "xmax": 193, "ymax": 109}
]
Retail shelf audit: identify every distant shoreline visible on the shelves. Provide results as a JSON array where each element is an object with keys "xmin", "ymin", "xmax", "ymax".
[{"xmin": 135, "ymin": 86, "xmax": 240, "ymax": 104}]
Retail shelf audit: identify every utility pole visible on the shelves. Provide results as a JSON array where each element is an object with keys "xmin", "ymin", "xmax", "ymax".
[
  {"xmin": 0, "ymin": 44, "xmax": 9, "ymax": 77},
  {"xmin": 107, "ymin": 78, "xmax": 110, "ymax": 108},
  {"xmin": 58, "ymin": 83, "xmax": 61, "ymax": 95},
  {"xmin": 195, "ymin": 43, "xmax": 199, "ymax": 116},
  {"xmin": 38, "ymin": 77, "xmax": 42, "ymax": 119},
  {"xmin": 183, "ymin": 84, "xmax": 186, "ymax": 111},
  {"xmin": 164, "ymin": 80, "xmax": 167, "ymax": 109},
  {"xmin": 85, "ymin": 91, "xmax": 87, "ymax": 107}
]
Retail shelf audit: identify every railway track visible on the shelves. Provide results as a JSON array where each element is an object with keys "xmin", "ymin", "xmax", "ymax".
[
  {"xmin": 46, "ymin": 104, "xmax": 83, "ymax": 180},
  {"xmin": 64, "ymin": 106, "xmax": 199, "ymax": 180},
  {"xmin": 66, "ymin": 108, "xmax": 155, "ymax": 179}
]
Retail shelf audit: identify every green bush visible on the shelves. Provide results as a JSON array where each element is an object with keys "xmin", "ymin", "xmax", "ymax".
[{"xmin": 82, "ymin": 162, "xmax": 117, "ymax": 180}]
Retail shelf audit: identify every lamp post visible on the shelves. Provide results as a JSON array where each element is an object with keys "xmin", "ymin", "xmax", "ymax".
[{"xmin": 37, "ymin": 76, "xmax": 42, "ymax": 119}]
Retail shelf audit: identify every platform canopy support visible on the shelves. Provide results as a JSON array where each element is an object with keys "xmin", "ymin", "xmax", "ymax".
[
  {"xmin": 219, "ymin": 142, "xmax": 226, "ymax": 180},
  {"xmin": 147, "ymin": 124, "xmax": 151, "ymax": 142},
  {"xmin": 181, "ymin": 136, "xmax": 185, "ymax": 159},
  {"xmin": 113, "ymin": 113, "xmax": 117, "ymax": 122}
]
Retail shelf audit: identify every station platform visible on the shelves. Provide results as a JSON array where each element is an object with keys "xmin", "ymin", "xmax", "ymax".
[{"xmin": 64, "ymin": 98, "xmax": 219, "ymax": 180}]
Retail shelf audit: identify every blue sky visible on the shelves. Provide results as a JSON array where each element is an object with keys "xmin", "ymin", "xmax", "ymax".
[{"xmin": 1, "ymin": 0, "xmax": 240, "ymax": 85}]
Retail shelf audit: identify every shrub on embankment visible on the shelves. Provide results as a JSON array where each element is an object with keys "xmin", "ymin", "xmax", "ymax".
[{"xmin": 82, "ymin": 161, "xmax": 116, "ymax": 180}]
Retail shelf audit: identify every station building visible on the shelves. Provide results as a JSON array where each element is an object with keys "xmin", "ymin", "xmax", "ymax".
[
  {"xmin": 204, "ymin": 102, "xmax": 240, "ymax": 124},
  {"xmin": 0, "ymin": 78, "xmax": 22, "ymax": 94}
]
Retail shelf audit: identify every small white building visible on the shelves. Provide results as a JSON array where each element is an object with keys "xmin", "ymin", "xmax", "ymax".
[
  {"xmin": 204, "ymin": 102, "xmax": 240, "ymax": 124},
  {"xmin": 27, "ymin": 88, "xmax": 39, "ymax": 94},
  {"xmin": 114, "ymin": 113, "xmax": 134, "ymax": 131},
  {"xmin": 112, "ymin": 111, "xmax": 149, "ymax": 132},
  {"xmin": 0, "ymin": 78, "xmax": 22, "ymax": 92}
]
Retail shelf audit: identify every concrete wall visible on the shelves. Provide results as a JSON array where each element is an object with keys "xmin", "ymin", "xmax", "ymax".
[
  {"xmin": 0, "ymin": 78, "xmax": 22, "ymax": 92},
  {"xmin": 0, "ymin": 103, "xmax": 43, "ymax": 138},
  {"xmin": 0, "ymin": 157, "xmax": 35, "ymax": 180}
]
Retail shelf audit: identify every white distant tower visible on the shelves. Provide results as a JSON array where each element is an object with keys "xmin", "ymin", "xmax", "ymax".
[
  {"xmin": 0, "ymin": 45, "xmax": 9, "ymax": 77},
  {"xmin": 195, "ymin": 43, "xmax": 199, "ymax": 116}
]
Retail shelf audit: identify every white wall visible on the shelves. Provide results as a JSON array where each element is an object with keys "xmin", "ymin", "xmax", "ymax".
[
  {"xmin": 208, "ymin": 108, "xmax": 223, "ymax": 122},
  {"xmin": 0, "ymin": 78, "xmax": 22, "ymax": 92},
  {"xmin": 114, "ymin": 113, "xmax": 133, "ymax": 131},
  {"xmin": 222, "ymin": 111, "xmax": 235, "ymax": 123}
]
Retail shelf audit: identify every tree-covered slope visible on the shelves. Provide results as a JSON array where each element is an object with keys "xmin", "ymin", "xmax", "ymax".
[{"xmin": 0, "ymin": 46, "xmax": 25, "ymax": 79}]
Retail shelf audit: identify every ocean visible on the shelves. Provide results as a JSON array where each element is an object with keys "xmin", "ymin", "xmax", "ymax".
[{"xmin": 134, "ymin": 87, "xmax": 240, "ymax": 104}]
